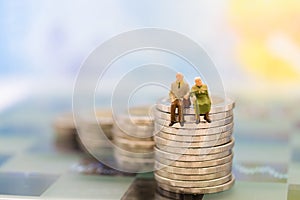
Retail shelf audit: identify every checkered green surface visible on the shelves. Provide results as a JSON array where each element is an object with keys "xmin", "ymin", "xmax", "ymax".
[{"xmin": 0, "ymin": 96, "xmax": 299, "ymax": 199}]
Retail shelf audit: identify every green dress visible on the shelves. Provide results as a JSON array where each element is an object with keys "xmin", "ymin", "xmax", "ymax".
[{"xmin": 191, "ymin": 84, "xmax": 211, "ymax": 115}]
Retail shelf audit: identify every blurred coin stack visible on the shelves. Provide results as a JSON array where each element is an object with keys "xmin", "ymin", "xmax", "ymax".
[
  {"xmin": 53, "ymin": 113, "xmax": 81, "ymax": 151},
  {"xmin": 53, "ymin": 110, "xmax": 114, "ymax": 153},
  {"xmin": 78, "ymin": 110, "xmax": 114, "ymax": 152},
  {"xmin": 154, "ymin": 96, "xmax": 235, "ymax": 195},
  {"xmin": 112, "ymin": 106, "xmax": 155, "ymax": 172}
]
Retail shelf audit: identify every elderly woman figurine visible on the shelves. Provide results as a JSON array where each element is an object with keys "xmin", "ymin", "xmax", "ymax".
[{"xmin": 190, "ymin": 77, "xmax": 212, "ymax": 124}]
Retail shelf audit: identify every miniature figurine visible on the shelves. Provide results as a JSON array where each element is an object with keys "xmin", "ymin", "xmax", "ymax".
[
  {"xmin": 190, "ymin": 77, "xmax": 211, "ymax": 124},
  {"xmin": 169, "ymin": 72, "xmax": 190, "ymax": 127}
]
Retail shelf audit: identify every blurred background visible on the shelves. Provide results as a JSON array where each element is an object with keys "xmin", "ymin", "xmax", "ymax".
[
  {"xmin": 1, "ymin": 0, "xmax": 300, "ymax": 112},
  {"xmin": 1, "ymin": 0, "xmax": 300, "ymax": 149}
]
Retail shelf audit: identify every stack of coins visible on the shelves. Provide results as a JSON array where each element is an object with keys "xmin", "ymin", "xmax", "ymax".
[
  {"xmin": 78, "ymin": 110, "xmax": 114, "ymax": 152},
  {"xmin": 53, "ymin": 113, "xmax": 81, "ymax": 151},
  {"xmin": 154, "ymin": 96, "xmax": 235, "ymax": 195},
  {"xmin": 112, "ymin": 106, "xmax": 155, "ymax": 172}
]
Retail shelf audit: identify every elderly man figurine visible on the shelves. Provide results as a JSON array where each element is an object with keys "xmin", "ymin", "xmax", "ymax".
[
  {"xmin": 191, "ymin": 77, "xmax": 212, "ymax": 124},
  {"xmin": 169, "ymin": 72, "xmax": 190, "ymax": 127}
]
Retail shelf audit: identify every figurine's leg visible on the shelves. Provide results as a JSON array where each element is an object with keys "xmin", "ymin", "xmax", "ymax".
[
  {"xmin": 195, "ymin": 103, "xmax": 200, "ymax": 124},
  {"xmin": 182, "ymin": 108, "xmax": 186, "ymax": 123},
  {"xmin": 183, "ymin": 99, "xmax": 188, "ymax": 123},
  {"xmin": 169, "ymin": 100, "xmax": 177, "ymax": 126},
  {"xmin": 178, "ymin": 100, "xmax": 184, "ymax": 127},
  {"xmin": 204, "ymin": 112, "xmax": 211, "ymax": 123}
]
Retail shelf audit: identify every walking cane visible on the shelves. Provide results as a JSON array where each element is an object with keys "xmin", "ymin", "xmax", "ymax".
[
  {"xmin": 195, "ymin": 101, "xmax": 201, "ymax": 123},
  {"xmin": 190, "ymin": 91, "xmax": 200, "ymax": 124}
]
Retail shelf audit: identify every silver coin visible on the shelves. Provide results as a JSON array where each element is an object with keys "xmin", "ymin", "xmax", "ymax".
[
  {"xmin": 157, "ymin": 176, "xmax": 235, "ymax": 194},
  {"xmin": 113, "ymin": 124, "xmax": 154, "ymax": 138},
  {"xmin": 79, "ymin": 123, "xmax": 113, "ymax": 129},
  {"xmin": 155, "ymin": 160, "xmax": 232, "ymax": 175},
  {"xmin": 127, "ymin": 105, "xmax": 154, "ymax": 116},
  {"xmin": 154, "ymin": 109, "xmax": 233, "ymax": 122},
  {"xmin": 78, "ymin": 127, "xmax": 112, "ymax": 136},
  {"xmin": 156, "ymin": 96, "xmax": 235, "ymax": 114},
  {"xmin": 155, "ymin": 122, "xmax": 234, "ymax": 136},
  {"xmin": 82, "ymin": 146, "xmax": 113, "ymax": 159},
  {"xmin": 116, "ymin": 163, "xmax": 153, "ymax": 172},
  {"xmin": 113, "ymin": 144, "xmax": 154, "ymax": 153},
  {"xmin": 155, "ymin": 148, "xmax": 232, "ymax": 162},
  {"xmin": 115, "ymin": 121, "xmax": 154, "ymax": 132},
  {"xmin": 155, "ymin": 136, "xmax": 232, "ymax": 148},
  {"xmin": 155, "ymin": 172, "xmax": 232, "ymax": 188},
  {"xmin": 116, "ymin": 115, "xmax": 154, "ymax": 126},
  {"xmin": 78, "ymin": 127, "xmax": 113, "ymax": 140},
  {"xmin": 115, "ymin": 156, "xmax": 154, "ymax": 171},
  {"xmin": 95, "ymin": 110, "xmax": 114, "ymax": 125},
  {"xmin": 114, "ymin": 147, "xmax": 154, "ymax": 159},
  {"xmin": 157, "ymin": 139, "xmax": 234, "ymax": 155},
  {"xmin": 77, "ymin": 119, "xmax": 113, "ymax": 129},
  {"xmin": 155, "ymin": 168, "xmax": 232, "ymax": 181},
  {"xmin": 113, "ymin": 137, "xmax": 155, "ymax": 151},
  {"xmin": 113, "ymin": 105, "xmax": 154, "ymax": 126},
  {"xmin": 80, "ymin": 110, "xmax": 114, "ymax": 126},
  {"xmin": 116, "ymin": 158, "xmax": 154, "ymax": 166},
  {"xmin": 80, "ymin": 129, "xmax": 111, "ymax": 140},
  {"xmin": 78, "ymin": 126, "xmax": 111, "ymax": 137},
  {"xmin": 114, "ymin": 152, "xmax": 155, "ymax": 164},
  {"xmin": 80, "ymin": 137, "xmax": 112, "ymax": 149},
  {"xmin": 114, "ymin": 130, "xmax": 154, "ymax": 140},
  {"xmin": 115, "ymin": 158, "xmax": 154, "ymax": 169},
  {"xmin": 78, "ymin": 127, "xmax": 112, "ymax": 138},
  {"xmin": 156, "ymin": 153, "xmax": 233, "ymax": 168},
  {"xmin": 79, "ymin": 126, "xmax": 113, "ymax": 138},
  {"xmin": 155, "ymin": 116, "xmax": 233, "ymax": 129},
  {"xmin": 80, "ymin": 136, "xmax": 111, "ymax": 144},
  {"xmin": 76, "ymin": 110, "xmax": 114, "ymax": 150},
  {"xmin": 114, "ymin": 136, "xmax": 155, "ymax": 148},
  {"xmin": 112, "ymin": 128, "xmax": 154, "ymax": 141},
  {"xmin": 115, "ymin": 118, "xmax": 154, "ymax": 128},
  {"xmin": 113, "ymin": 145, "xmax": 154, "ymax": 153},
  {"xmin": 155, "ymin": 129, "xmax": 233, "ymax": 142},
  {"xmin": 114, "ymin": 151, "xmax": 155, "ymax": 171}
]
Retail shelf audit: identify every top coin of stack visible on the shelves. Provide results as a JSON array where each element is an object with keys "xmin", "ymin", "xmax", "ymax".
[
  {"xmin": 112, "ymin": 106, "xmax": 156, "ymax": 172},
  {"xmin": 154, "ymin": 96, "xmax": 235, "ymax": 194}
]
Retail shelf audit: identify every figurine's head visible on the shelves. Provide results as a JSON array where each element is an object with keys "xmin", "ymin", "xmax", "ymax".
[
  {"xmin": 176, "ymin": 72, "xmax": 183, "ymax": 82},
  {"xmin": 194, "ymin": 77, "xmax": 202, "ymax": 86}
]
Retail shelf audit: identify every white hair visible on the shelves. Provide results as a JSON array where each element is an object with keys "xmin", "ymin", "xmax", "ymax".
[
  {"xmin": 176, "ymin": 72, "xmax": 183, "ymax": 77},
  {"xmin": 194, "ymin": 77, "xmax": 201, "ymax": 81}
]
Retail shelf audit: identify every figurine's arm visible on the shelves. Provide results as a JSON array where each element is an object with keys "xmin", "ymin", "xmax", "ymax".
[
  {"xmin": 190, "ymin": 86, "xmax": 198, "ymax": 96},
  {"xmin": 169, "ymin": 91, "xmax": 176, "ymax": 102},
  {"xmin": 184, "ymin": 83, "xmax": 190, "ymax": 99},
  {"xmin": 202, "ymin": 85, "xmax": 209, "ymax": 95},
  {"xmin": 204, "ymin": 85, "xmax": 211, "ymax": 101},
  {"xmin": 190, "ymin": 87, "xmax": 197, "ymax": 102}
]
